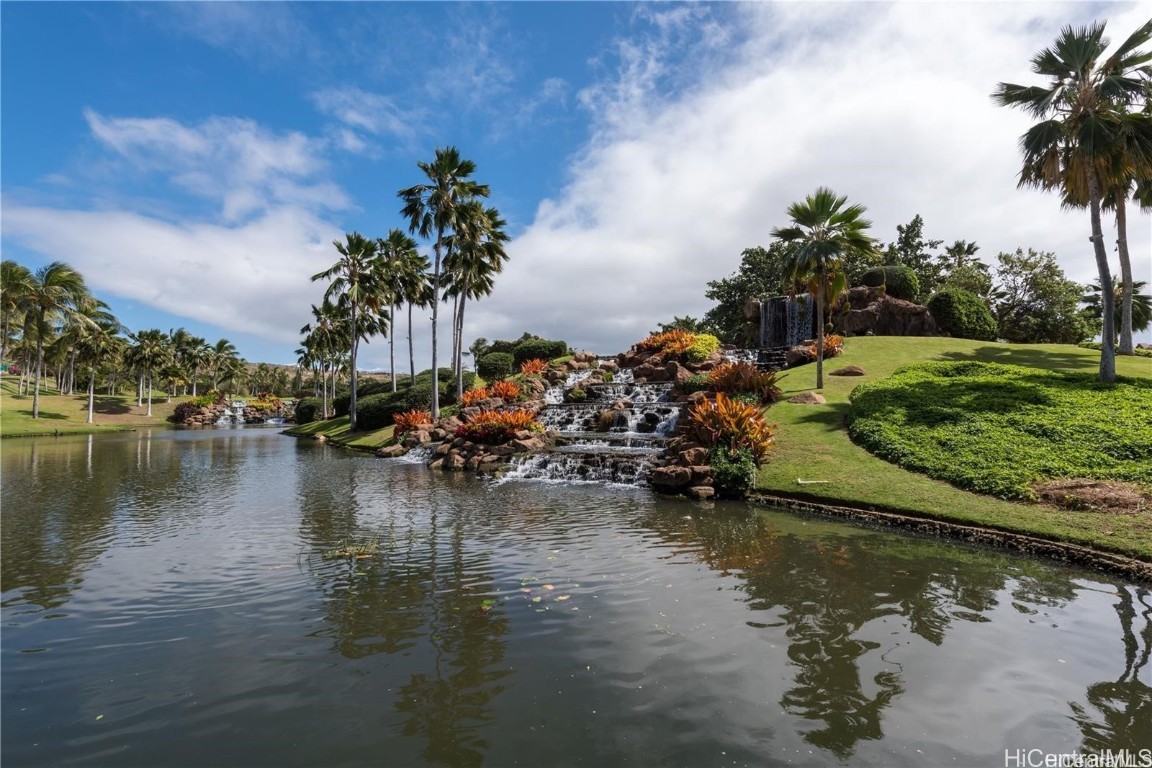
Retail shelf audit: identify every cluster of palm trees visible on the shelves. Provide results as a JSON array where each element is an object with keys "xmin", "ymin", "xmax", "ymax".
[
  {"xmin": 304, "ymin": 146, "xmax": 508, "ymax": 429},
  {"xmin": 994, "ymin": 19, "xmax": 1151, "ymax": 383},
  {"xmin": 1, "ymin": 259, "xmax": 248, "ymax": 422}
]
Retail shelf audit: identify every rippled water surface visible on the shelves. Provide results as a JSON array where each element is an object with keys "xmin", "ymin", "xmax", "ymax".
[{"xmin": 3, "ymin": 429, "xmax": 1150, "ymax": 767}]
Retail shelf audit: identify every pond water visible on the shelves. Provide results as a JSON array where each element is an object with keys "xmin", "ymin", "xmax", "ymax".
[{"xmin": 2, "ymin": 429, "xmax": 1149, "ymax": 767}]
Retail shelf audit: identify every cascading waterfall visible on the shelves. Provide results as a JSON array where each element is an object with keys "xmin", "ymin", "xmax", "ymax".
[
  {"xmin": 215, "ymin": 401, "xmax": 248, "ymax": 425},
  {"xmin": 759, "ymin": 295, "xmax": 815, "ymax": 349}
]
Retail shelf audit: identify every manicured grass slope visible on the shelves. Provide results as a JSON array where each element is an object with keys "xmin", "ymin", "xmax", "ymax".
[
  {"xmin": 757, "ymin": 338, "xmax": 1152, "ymax": 560},
  {"xmin": 285, "ymin": 416, "xmax": 395, "ymax": 450},
  {"xmin": 1, "ymin": 377, "xmax": 180, "ymax": 436}
]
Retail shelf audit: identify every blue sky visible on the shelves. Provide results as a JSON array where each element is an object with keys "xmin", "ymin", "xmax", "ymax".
[{"xmin": 4, "ymin": 2, "xmax": 1150, "ymax": 369}]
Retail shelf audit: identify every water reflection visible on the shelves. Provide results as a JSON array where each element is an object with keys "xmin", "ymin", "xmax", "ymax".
[{"xmin": 296, "ymin": 457, "xmax": 510, "ymax": 767}]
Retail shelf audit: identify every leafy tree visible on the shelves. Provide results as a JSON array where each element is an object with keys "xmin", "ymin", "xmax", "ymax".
[
  {"xmin": 993, "ymin": 248, "xmax": 1093, "ymax": 344},
  {"xmin": 655, "ymin": 316, "xmax": 705, "ymax": 334},
  {"xmin": 771, "ymin": 188, "xmax": 877, "ymax": 389},
  {"xmin": 880, "ymin": 214, "xmax": 943, "ymax": 300},
  {"xmin": 1, "ymin": 259, "xmax": 33, "ymax": 364},
  {"xmin": 312, "ymin": 232, "xmax": 382, "ymax": 431},
  {"xmin": 399, "ymin": 146, "xmax": 489, "ymax": 419},
  {"xmin": 127, "ymin": 329, "xmax": 171, "ymax": 417},
  {"xmin": 75, "ymin": 318, "xmax": 124, "ymax": 424},
  {"xmin": 1084, "ymin": 279, "xmax": 1152, "ymax": 340},
  {"xmin": 994, "ymin": 20, "xmax": 1152, "ymax": 382}
]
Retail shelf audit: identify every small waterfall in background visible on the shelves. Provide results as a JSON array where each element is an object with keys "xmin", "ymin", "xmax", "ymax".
[
  {"xmin": 759, "ymin": 295, "xmax": 815, "ymax": 348},
  {"xmin": 215, "ymin": 401, "xmax": 248, "ymax": 425}
]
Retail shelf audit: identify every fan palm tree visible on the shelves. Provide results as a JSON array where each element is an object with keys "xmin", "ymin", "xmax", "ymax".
[
  {"xmin": 993, "ymin": 20, "xmax": 1152, "ymax": 382},
  {"xmin": 377, "ymin": 229, "xmax": 422, "ymax": 393},
  {"xmin": 312, "ymin": 232, "xmax": 382, "ymax": 431},
  {"xmin": 25, "ymin": 262, "xmax": 92, "ymax": 418},
  {"xmin": 444, "ymin": 202, "xmax": 509, "ymax": 399},
  {"xmin": 399, "ymin": 146, "xmax": 489, "ymax": 418},
  {"xmin": 1, "ymin": 259, "xmax": 34, "ymax": 365},
  {"xmin": 771, "ymin": 188, "xmax": 876, "ymax": 389},
  {"xmin": 1084, "ymin": 278, "xmax": 1152, "ymax": 339},
  {"xmin": 208, "ymin": 338, "xmax": 239, "ymax": 392}
]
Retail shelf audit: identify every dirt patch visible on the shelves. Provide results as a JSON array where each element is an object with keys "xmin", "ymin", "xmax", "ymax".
[{"xmin": 1033, "ymin": 479, "xmax": 1152, "ymax": 516}]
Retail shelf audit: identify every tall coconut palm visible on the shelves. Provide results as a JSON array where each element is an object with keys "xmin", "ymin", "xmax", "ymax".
[
  {"xmin": 24, "ymin": 262, "xmax": 91, "ymax": 418},
  {"xmin": 1, "ymin": 259, "xmax": 34, "ymax": 365},
  {"xmin": 377, "ymin": 229, "xmax": 421, "ymax": 394},
  {"xmin": 300, "ymin": 300, "xmax": 345, "ymax": 419},
  {"xmin": 399, "ymin": 146, "xmax": 489, "ymax": 418},
  {"xmin": 75, "ymin": 317, "xmax": 124, "ymax": 424},
  {"xmin": 312, "ymin": 232, "xmax": 381, "ymax": 431},
  {"xmin": 208, "ymin": 338, "xmax": 239, "ymax": 392},
  {"xmin": 994, "ymin": 20, "xmax": 1152, "ymax": 382},
  {"xmin": 128, "ymin": 329, "xmax": 171, "ymax": 418},
  {"xmin": 444, "ymin": 202, "xmax": 509, "ymax": 399},
  {"xmin": 771, "ymin": 188, "xmax": 876, "ymax": 389}
]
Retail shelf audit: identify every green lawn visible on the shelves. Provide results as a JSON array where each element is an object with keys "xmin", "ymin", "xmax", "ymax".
[
  {"xmin": 757, "ymin": 338, "xmax": 1152, "ymax": 560},
  {"xmin": 1, "ymin": 377, "xmax": 181, "ymax": 437},
  {"xmin": 285, "ymin": 416, "xmax": 396, "ymax": 450}
]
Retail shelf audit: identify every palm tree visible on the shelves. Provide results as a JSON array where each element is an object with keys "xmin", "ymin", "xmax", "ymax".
[
  {"xmin": 399, "ymin": 146, "xmax": 489, "ymax": 418},
  {"xmin": 993, "ymin": 20, "xmax": 1152, "ymax": 382},
  {"xmin": 1, "ymin": 259, "xmax": 33, "ymax": 365},
  {"xmin": 208, "ymin": 338, "xmax": 239, "ymax": 392},
  {"xmin": 74, "ymin": 317, "xmax": 124, "ymax": 424},
  {"xmin": 312, "ymin": 232, "xmax": 382, "ymax": 431},
  {"xmin": 377, "ymin": 229, "xmax": 422, "ymax": 393},
  {"xmin": 771, "ymin": 188, "xmax": 876, "ymax": 389},
  {"xmin": 444, "ymin": 202, "xmax": 509, "ymax": 399},
  {"xmin": 1084, "ymin": 278, "xmax": 1152, "ymax": 339},
  {"xmin": 24, "ymin": 262, "xmax": 91, "ymax": 418},
  {"xmin": 129, "ymin": 329, "xmax": 171, "ymax": 417},
  {"xmin": 300, "ymin": 300, "xmax": 346, "ymax": 419}
]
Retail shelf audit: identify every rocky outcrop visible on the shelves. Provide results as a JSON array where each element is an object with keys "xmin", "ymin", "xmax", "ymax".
[
  {"xmin": 830, "ymin": 286, "xmax": 936, "ymax": 337},
  {"xmin": 788, "ymin": 392, "xmax": 826, "ymax": 405},
  {"xmin": 830, "ymin": 365, "xmax": 866, "ymax": 376}
]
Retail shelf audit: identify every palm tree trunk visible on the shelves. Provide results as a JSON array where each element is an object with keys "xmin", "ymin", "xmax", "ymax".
[
  {"xmin": 408, "ymin": 302, "xmax": 415, "ymax": 388},
  {"xmin": 451, "ymin": 292, "xmax": 462, "ymax": 378},
  {"xmin": 390, "ymin": 302, "xmax": 398, "ymax": 393},
  {"xmin": 815, "ymin": 276, "xmax": 825, "ymax": 390},
  {"xmin": 456, "ymin": 283, "xmax": 470, "ymax": 401},
  {"xmin": 349, "ymin": 303, "xmax": 358, "ymax": 431},
  {"xmin": 1088, "ymin": 171, "xmax": 1116, "ymax": 383},
  {"xmin": 430, "ymin": 234, "xmax": 442, "ymax": 419},
  {"xmin": 1115, "ymin": 191, "xmax": 1134, "ymax": 355},
  {"xmin": 147, "ymin": 371, "xmax": 154, "ymax": 417},
  {"xmin": 31, "ymin": 311, "xmax": 45, "ymax": 418},
  {"xmin": 87, "ymin": 370, "xmax": 96, "ymax": 424},
  {"xmin": 192, "ymin": 367, "xmax": 198, "ymax": 397},
  {"xmin": 137, "ymin": 372, "xmax": 144, "ymax": 406}
]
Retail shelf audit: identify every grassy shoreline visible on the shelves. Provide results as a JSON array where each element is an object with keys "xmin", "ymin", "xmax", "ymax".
[{"xmin": 1, "ymin": 378, "xmax": 182, "ymax": 437}]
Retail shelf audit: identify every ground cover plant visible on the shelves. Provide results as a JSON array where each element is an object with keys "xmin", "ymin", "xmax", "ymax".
[{"xmin": 847, "ymin": 361, "xmax": 1152, "ymax": 499}]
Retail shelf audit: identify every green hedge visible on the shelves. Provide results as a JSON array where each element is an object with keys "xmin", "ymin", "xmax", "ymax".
[
  {"xmin": 295, "ymin": 397, "xmax": 322, "ymax": 424},
  {"xmin": 847, "ymin": 361, "xmax": 1152, "ymax": 499},
  {"xmin": 513, "ymin": 338, "xmax": 568, "ymax": 365},
  {"xmin": 861, "ymin": 265, "xmax": 920, "ymax": 301},
  {"xmin": 478, "ymin": 352, "xmax": 515, "ymax": 380},
  {"xmin": 927, "ymin": 288, "xmax": 997, "ymax": 341}
]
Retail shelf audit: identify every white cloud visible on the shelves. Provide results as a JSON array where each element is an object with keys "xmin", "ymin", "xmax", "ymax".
[
  {"xmin": 84, "ymin": 110, "xmax": 346, "ymax": 222},
  {"xmin": 2, "ymin": 205, "xmax": 341, "ymax": 345},
  {"xmin": 466, "ymin": 2, "xmax": 1152, "ymax": 355},
  {"xmin": 310, "ymin": 86, "xmax": 422, "ymax": 144}
]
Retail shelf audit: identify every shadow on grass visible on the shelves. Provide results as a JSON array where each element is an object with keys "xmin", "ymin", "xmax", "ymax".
[
  {"xmin": 14, "ymin": 409, "xmax": 69, "ymax": 420},
  {"xmin": 88, "ymin": 396, "xmax": 133, "ymax": 415},
  {"xmin": 786, "ymin": 402, "xmax": 851, "ymax": 432},
  {"xmin": 934, "ymin": 345, "xmax": 1105, "ymax": 374}
]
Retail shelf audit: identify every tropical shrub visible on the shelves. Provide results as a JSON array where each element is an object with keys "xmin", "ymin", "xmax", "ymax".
[
  {"xmin": 685, "ymin": 333, "xmax": 721, "ymax": 363},
  {"xmin": 637, "ymin": 329, "xmax": 694, "ymax": 356},
  {"xmin": 170, "ymin": 401, "xmax": 202, "ymax": 423},
  {"xmin": 861, "ymin": 265, "xmax": 920, "ymax": 301},
  {"xmin": 393, "ymin": 409, "xmax": 432, "ymax": 436},
  {"xmin": 460, "ymin": 388, "xmax": 490, "ymax": 407},
  {"xmin": 488, "ymin": 380, "xmax": 522, "ymax": 402},
  {"xmin": 1079, "ymin": 341, "xmax": 1152, "ymax": 358},
  {"xmin": 847, "ymin": 361, "xmax": 1152, "ymax": 499},
  {"xmin": 455, "ymin": 409, "xmax": 543, "ymax": 444},
  {"xmin": 355, "ymin": 393, "xmax": 396, "ymax": 430},
  {"xmin": 927, "ymin": 289, "xmax": 997, "ymax": 341},
  {"xmin": 710, "ymin": 446, "xmax": 757, "ymax": 499},
  {"xmin": 513, "ymin": 338, "xmax": 568, "ymax": 365},
  {"xmin": 478, "ymin": 352, "xmax": 515, "ymax": 380},
  {"xmin": 520, "ymin": 358, "xmax": 548, "ymax": 376},
  {"xmin": 294, "ymin": 397, "xmax": 322, "ymax": 425},
  {"xmin": 685, "ymin": 393, "xmax": 776, "ymax": 464},
  {"xmin": 680, "ymin": 373, "xmax": 712, "ymax": 394},
  {"xmin": 191, "ymin": 390, "xmax": 224, "ymax": 408},
  {"xmin": 708, "ymin": 362, "xmax": 785, "ymax": 403},
  {"xmin": 804, "ymin": 334, "xmax": 844, "ymax": 361}
]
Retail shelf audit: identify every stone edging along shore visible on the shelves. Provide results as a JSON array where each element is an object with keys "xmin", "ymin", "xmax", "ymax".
[{"xmin": 749, "ymin": 492, "xmax": 1152, "ymax": 585}]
